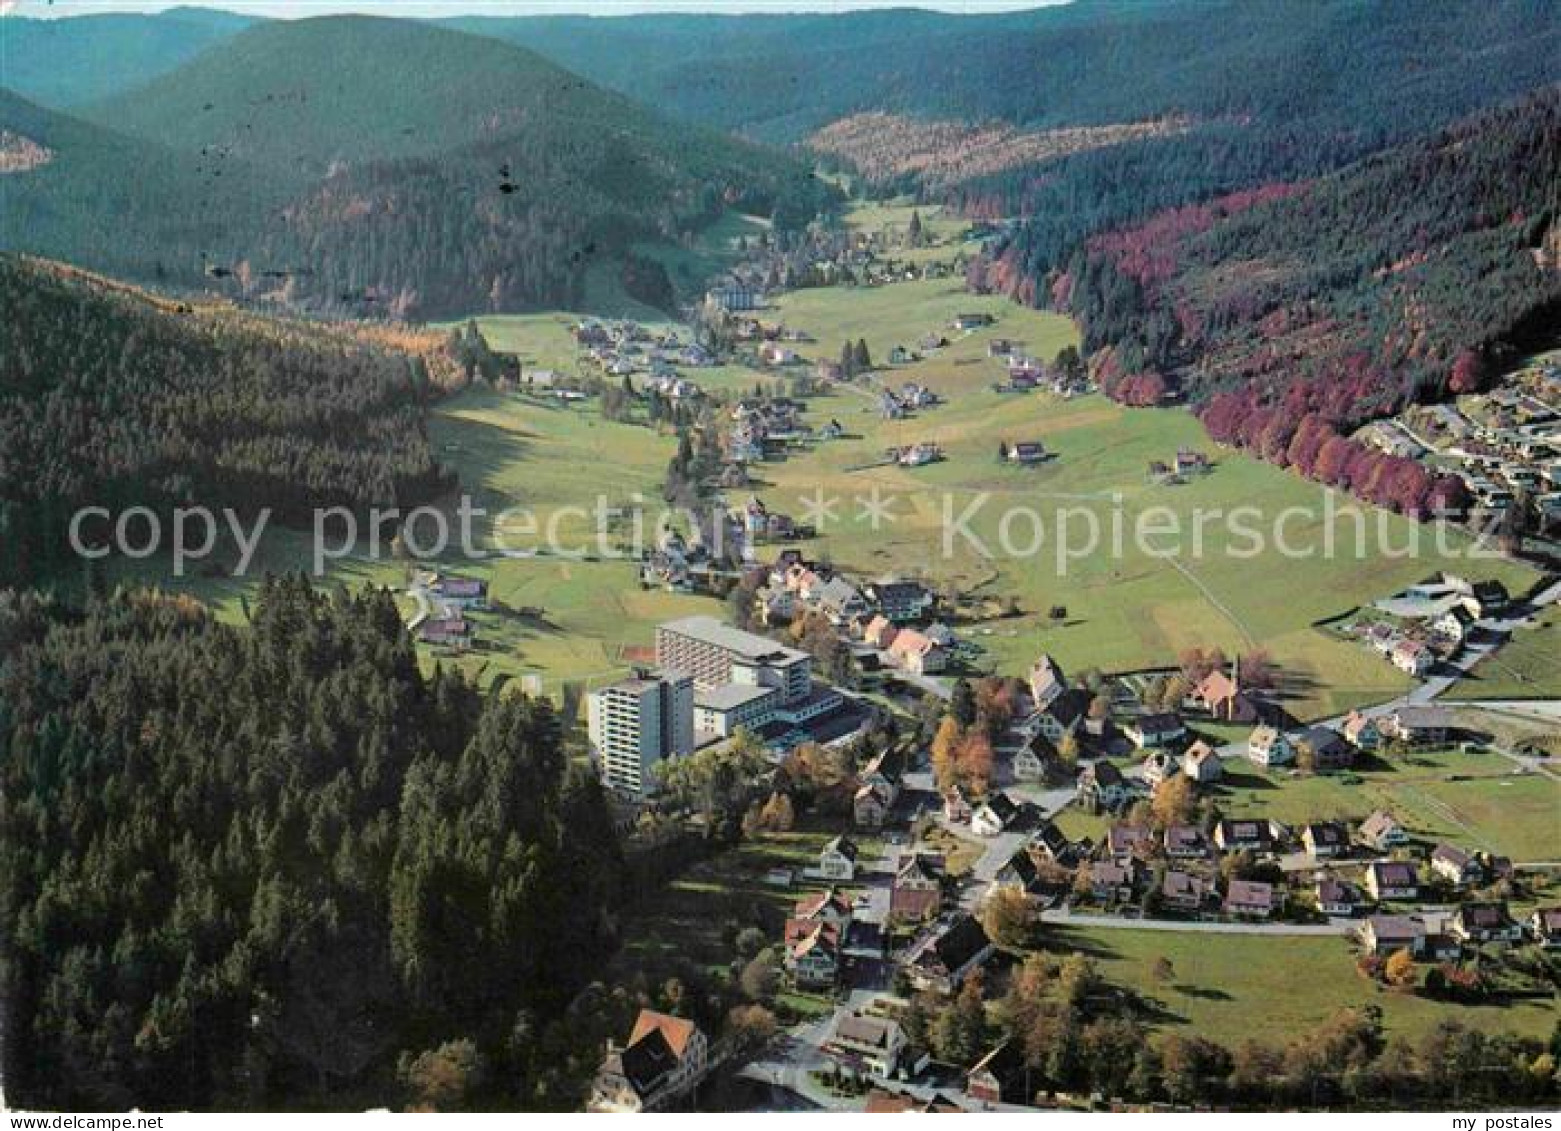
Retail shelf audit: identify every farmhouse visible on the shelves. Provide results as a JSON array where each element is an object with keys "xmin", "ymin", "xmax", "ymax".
[
  {"xmin": 1382, "ymin": 705, "xmax": 1452, "ymax": 746},
  {"xmin": 1299, "ymin": 725, "xmax": 1353, "ymax": 773},
  {"xmin": 589, "ymin": 1010, "xmax": 709, "ymax": 1113},
  {"xmin": 418, "ymin": 616, "xmax": 471, "ymax": 647},
  {"xmin": 431, "ymin": 576, "xmax": 488, "ymax": 608}
]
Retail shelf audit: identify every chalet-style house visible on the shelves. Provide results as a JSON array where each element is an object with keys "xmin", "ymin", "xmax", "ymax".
[
  {"xmin": 1224, "ymin": 878, "xmax": 1276, "ymax": 920},
  {"xmin": 1181, "ymin": 740, "xmax": 1223, "ymax": 783},
  {"xmin": 1356, "ymin": 809, "xmax": 1410, "ymax": 851},
  {"xmin": 890, "ymin": 853, "xmax": 945, "ymax": 922},
  {"xmin": 1449, "ymin": 902, "xmax": 1521, "ymax": 945},
  {"xmin": 1365, "ymin": 861, "xmax": 1420, "ymax": 901},
  {"xmin": 1247, "ymin": 724, "xmax": 1294, "ymax": 767},
  {"xmin": 1163, "ymin": 824, "xmax": 1210, "ymax": 860},
  {"xmin": 1315, "ymin": 878, "xmax": 1366, "ymax": 916},
  {"xmin": 1302, "ymin": 821, "xmax": 1350, "ymax": 859},
  {"xmin": 818, "ymin": 835, "xmax": 859, "ymax": 881},
  {"xmin": 1031, "ymin": 688, "xmax": 1090, "ymax": 743},
  {"xmin": 1124, "ymin": 712, "xmax": 1186, "ymax": 750},
  {"xmin": 824, "ymin": 1013, "xmax": 907, "ymax": 1080},
  {"xmin": 1161, "ymin": 870, "xmax": 1209, "ymax": 914},
  {"xmin": 903, "ymin": 915, "xmax": 995, "ymax": 994},
  {"xmin": 589, "ymin": 1010, "xmax": 709, "ymax": 1112},
  {"xmin": 1078, "ymin": 760, "xmax": 1133, "ymax": 814}
]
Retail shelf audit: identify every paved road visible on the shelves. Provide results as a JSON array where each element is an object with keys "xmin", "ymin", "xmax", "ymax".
[{"xmin": 1040, "ymin": 907, "xmax": 1354, "ymax": 936}]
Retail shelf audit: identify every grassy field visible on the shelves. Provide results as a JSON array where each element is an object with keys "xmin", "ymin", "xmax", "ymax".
[
  {"xmin": 1214, "ymin": 747, "xmax": 1560, "ymax": 860},
  {"xmin": 1452, "ymin": 604, "xmax": 1561, "ymax": 700},
  {"xmin": 1045, "ymin": 925, "xmax": 1559, "ymax": 1045}
]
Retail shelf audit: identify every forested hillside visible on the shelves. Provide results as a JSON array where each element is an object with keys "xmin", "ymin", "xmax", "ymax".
[
  {"xmin": 0, "ymin": 7, "xmax": 257, "ymax": 108},
  {"xmin": 2, "ymin": 17, "xmax": 830, "ymax": 318},
  {"xmin": 0, "ymin": 578, "xmax": 625, "ymax": 1109},
  {"xmin": 1039, "ymin": 91, "xmax": 1561, "ymax": 514},
  {"xmin": 0, "ymin": 255, "xmax": 459, "ymax": 588}
]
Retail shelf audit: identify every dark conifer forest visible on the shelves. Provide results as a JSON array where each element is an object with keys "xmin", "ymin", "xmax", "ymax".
[{"xmin": 0, "ymin": 579, "xmax": 625, "ymax": 1109}]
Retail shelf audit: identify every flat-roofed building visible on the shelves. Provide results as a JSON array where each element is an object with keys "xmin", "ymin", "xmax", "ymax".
[
  {"xmin": 588, "ymin": 669, "xmax": 695, "ymax": 797},
  {"xmin": 656, "ymin": 615, "xmax": 812, "ymax": 704}
]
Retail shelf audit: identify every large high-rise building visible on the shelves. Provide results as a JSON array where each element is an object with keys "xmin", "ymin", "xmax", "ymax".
[
  {"xmin": 587, "ymin": 669, "xmax": 695, "ymax": 797},
  {"xmin": 655, "ymin": 615, "xmax": 812, "ymax": 703}
]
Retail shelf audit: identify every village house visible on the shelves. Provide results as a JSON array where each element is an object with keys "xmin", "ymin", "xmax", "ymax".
[
  {"xmin": 1106, "ymin": 824, "xmax": 1155, "ymax": 863},
  {"xmin": 1299, "ymin": 725, "xmax": 1354, "ymax": 773},
  {"xmin": 1089, "ymin": 860, "xmax": 1138, "ymax": 904},
  {"xmin": 1247, "ymin": 724, "xmax": 1294, "ymax": 767},
  {"xmin": 891, "ymin": 852, "xmax": 945, "ymax": 922},
  {"xmin": 1196, "ymin": 667, "xmax": 1258, "ymax": 723},
  {"xmin": 942, "ymin": 786, "xmax": 974, "ymax": 824},
  {"xmin": 1391, "ymin": 638, "xmax": 1434, "ymax": 677},
  {"xmin": 861, "ymin": 614, "xmax": 899, "ymax": 650},
  {"xmin": 1011, "ymin": 734, "xmax": 1054, "ymax": 782},
  {"xmin": 418, "ymin": 616, "xmax": 471, "ymax": 647},
  {"xmin": 1028, "ymin": 654, "xmax": 1068, "ymax": 710},
  {"xmin": 1449, "ymin": 902, "xmax": 1521, "ymax": 945},
  {"xmin": 1382, "ymin": 705, "xmax": 1452, "ymax": 746},
  {"xmin": 1224, "ymin": 878, "xmax": 1277, "ymax": 920},
  {"xmin": 1460, "ymin": 579, "xmax": 1509, "ymax": 618},
  {"xmin": 1174, "ymin": 447, "xmax": 1210, "ymax": 476},
  {"xmin": 971, "ymin": 793, "xmax": 1022, "ymax": 837},
  {"xmin": 1356, "ymin": 809, "xmax": 1410, "ymax": 851},
  {"xmin": 1302, "ymin": 821, "xmax": 1350, "ymax": 859},
  {"xmin": 589, "ymin": 1010, "xmax": 709, "ymax": 1113},
  {"xmin": 1341, "ymin": 710, "xmax": 1383, "ymax": 751},
  {"xmin": 1213, "ymin": 819, "xmax": 1275, "ymax": 854},
  {"xmin": 1077, "ymin": 760, "xmax": 1134, "ymax": 814},
  {"xmin": 865, "ymin": 579, "xmax": 935, "ymax": 623},
  {"xmin": 1163, "ymin": 824, "xmax": 1211, "ymax": 860},
  {"xmin": 431, "ymin": 576, "xmax": 488, "ymax": 609},
  {"xmin": 1161, "ymin": 870, "xmax": 1210, "ymax": 914},
  {"xmin": 990, "ymin": 847, "xmax": 1042, "ymax": 898},
  {"xmin": 818, "ymin": 835, "xmax": 860, "ymax": 881},
  {"xmin": 1429, "ymin": 843, "xmax": 1485, "ymax": 888},
  {"xmin": 1529, "ymin": 907, "xmax": 1561, "ymax": 948},
  {"xmin": 1031, "ymin": 688, "xmax": 1090, "ymax": 743},
  {"xmin": 1181, "ymin": 740, "xmax": 1224, "ymax": 783},
  {"xmin": 886, "ymin": 628, "xmax": 947, "ymax": 675},
  {"xmin": 825, "ymin": 1013, "xmax": 907, "ymax": 1080},
  {"xmin": 853, "ymin": 751, "xmax": 902, "ymax": 829},
  {"xmin": 1365, "ymin": 861, "xmax": 1420, "ymax": 901},
  {"xmin": 815, "ymin": 576, "xmax": 869, "ymax": 625},
  {"xmin": 1141, "ymin": 748, "xmax": 1180, "ymax": 788},
  {"xmin": 1360, "ymin": 914, "xmax": 1431, "ymax": 958},
  {"xmin": 785, "ymin": 920, "xmax": 841, "ymax": 988},
  {"xmin": 1315, "ymin": 877, "xmax": 1367, "ymax": 917},
  {"xmin": 1030, "ymin": 820, "xmax": 1083, "ymax": 868},
  {"xmin": 965, "ymin": 1042, "xmax": 1031, "ymax": 1107},
  {"xmin": 903, "ymin": 915, "xmax": 995, "ymax": 994},
  {"xmin": 1124, "ymin": 712, "xmax": 1186, "ymax": 750}
]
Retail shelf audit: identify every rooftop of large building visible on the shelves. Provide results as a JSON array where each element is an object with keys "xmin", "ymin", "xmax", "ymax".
[{"xmin": 659, "ymin": 615, "xmax": 809, "ymax": 665}]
